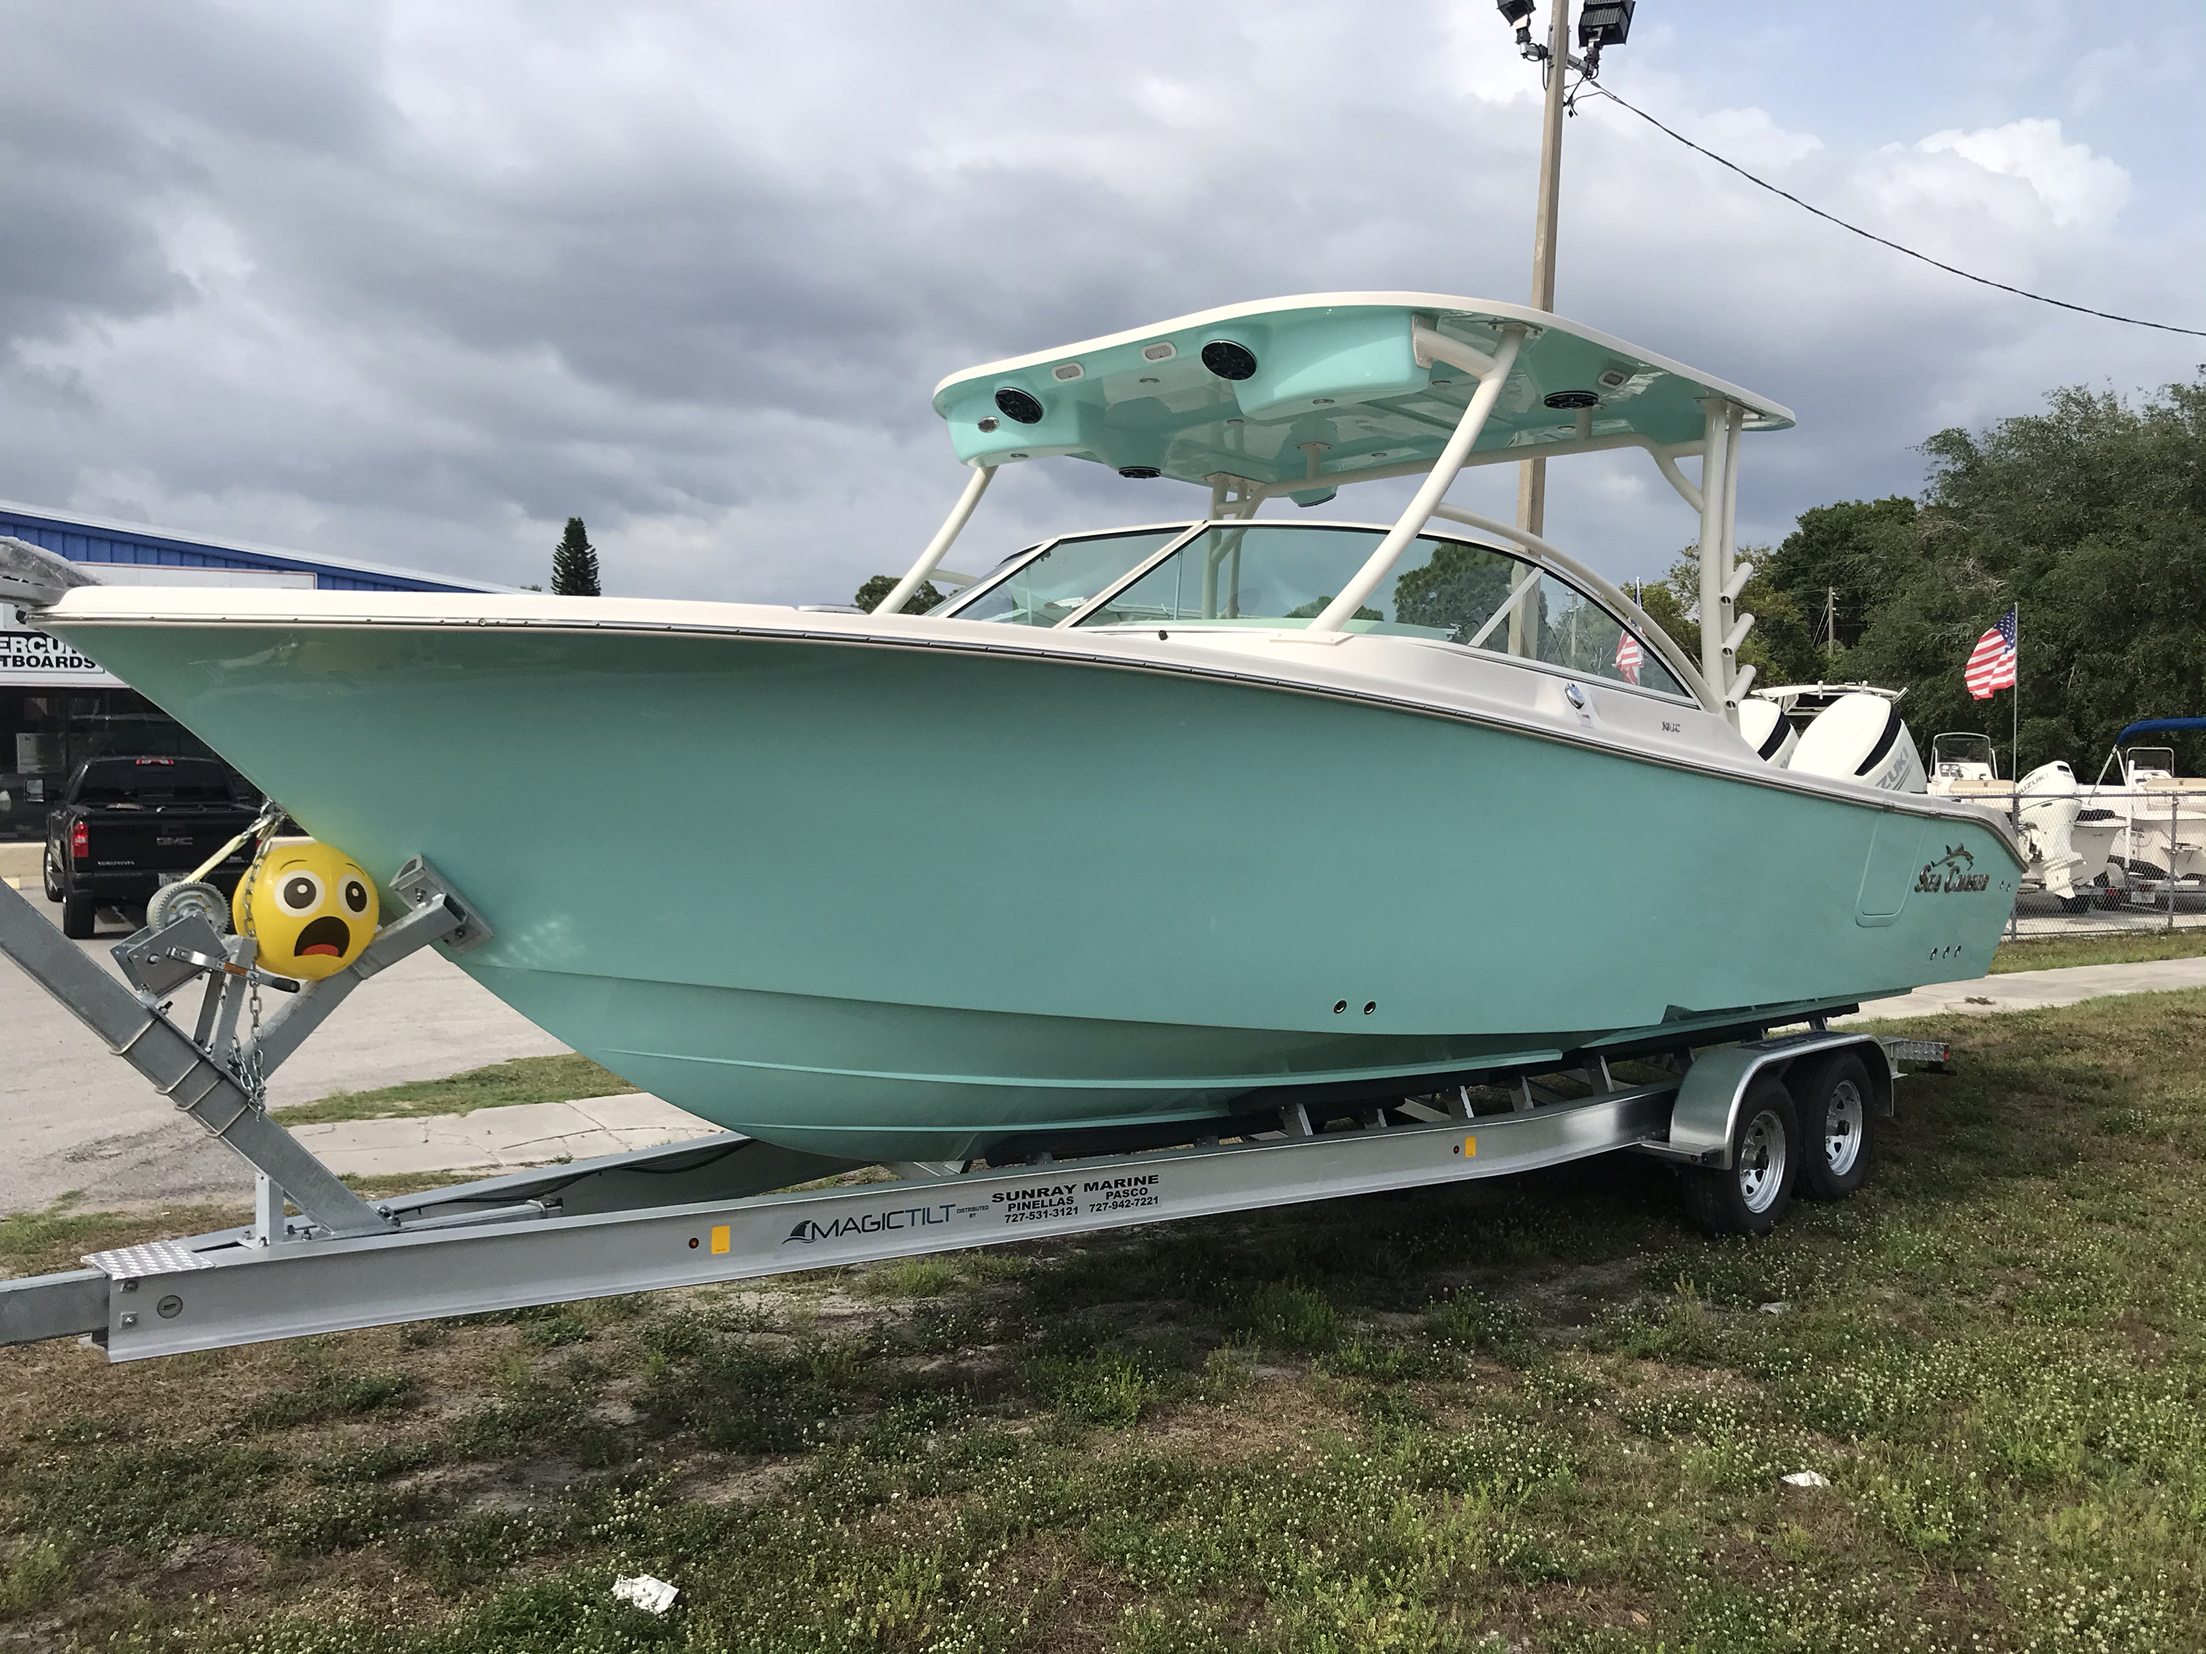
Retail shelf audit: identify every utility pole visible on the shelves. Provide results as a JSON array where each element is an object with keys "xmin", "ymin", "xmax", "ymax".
[
  {"xmin": 1515, "ymin": 0, "xmax": 1572, "ymax": 543},
  {"xmin": 1494, "ymin": 1, "xmax": 1634, "ymax": 655}
]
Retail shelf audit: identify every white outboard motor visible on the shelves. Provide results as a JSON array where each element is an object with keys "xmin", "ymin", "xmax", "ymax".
[
  {"xmin": 1788, "ymin": 691, "xmax": 1927, "ymax": 794},
  {"xmin": 1736, "ymin": 697, "xmax": 1799, "ymax": 767},
  {"xmin": 2018, "ymin": 761, "xmax": 2118, "ymax": 900}
]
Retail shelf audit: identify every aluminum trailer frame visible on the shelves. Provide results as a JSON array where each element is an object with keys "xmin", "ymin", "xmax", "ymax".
[{"xmin": 0, "ymin": 870, "xmax": 1945, "ymax": 1362}]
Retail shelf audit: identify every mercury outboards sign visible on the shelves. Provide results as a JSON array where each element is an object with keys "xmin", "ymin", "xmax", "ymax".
[
  {"xmin": 0, "ymin": 538, "xmax": 118, "ymax": 687},
  {"xmin": 2, "ymin": 609, "xmax": 119, "ymax": 686}
]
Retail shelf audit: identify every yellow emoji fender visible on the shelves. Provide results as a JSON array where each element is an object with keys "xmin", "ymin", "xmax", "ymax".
[{"xmin": 232, "ymin": 842, "xmax": 378, "ymax": 979}]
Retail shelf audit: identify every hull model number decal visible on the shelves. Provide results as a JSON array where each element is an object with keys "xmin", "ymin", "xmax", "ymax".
[{"xmin": 1916, "ymin": 845, "xmax": 1991, "ymax": 894}]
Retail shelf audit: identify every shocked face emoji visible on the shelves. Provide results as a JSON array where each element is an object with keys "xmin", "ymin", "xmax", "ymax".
[{"xmin": 233, "ymin": 842, "xmax": 378, "ymax": 979}]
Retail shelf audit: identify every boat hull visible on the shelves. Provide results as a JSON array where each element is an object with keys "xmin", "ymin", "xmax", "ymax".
[
  {"xmin": 43, "ymin": 617, "xmax": 2019, "ymax": 1158},
  {"xmin": 2107, "ymin": 793, "xmax": 2206, "ymax": 882}
]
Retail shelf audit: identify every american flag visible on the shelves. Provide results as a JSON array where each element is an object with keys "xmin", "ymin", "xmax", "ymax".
[
  {"xmin": 1964, "ymin": 605, "xmax": 2018, "ymax": 699},
  {"xmin": 1613, "ymin": 628, "xmax": 1643, "ymax": 685}
]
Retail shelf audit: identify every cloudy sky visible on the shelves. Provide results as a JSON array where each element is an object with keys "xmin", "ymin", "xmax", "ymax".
[{"xmin": 3, "ymin": 1, "xmax": 2201, "ymax": 602}]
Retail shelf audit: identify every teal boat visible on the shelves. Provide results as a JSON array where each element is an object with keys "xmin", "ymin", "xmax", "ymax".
[{"xmin": 31, "ymin": 295, "xmax": 2022, "ymax": 1160}]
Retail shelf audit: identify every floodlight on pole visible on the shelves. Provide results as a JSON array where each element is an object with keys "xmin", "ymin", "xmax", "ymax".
[
  {"xmin": 1495, "ymin": 0, "xmax": 1539, "ymax": 55},
  {"xmin": 1576, "ymin": 0, "xmax": 1632, "ymax": 72},
  {"xmin": 1577, "ymin": 0, "xmax": 1633, "ymax": 46}
]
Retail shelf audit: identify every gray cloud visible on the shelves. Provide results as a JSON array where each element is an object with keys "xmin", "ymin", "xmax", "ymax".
[{"xmin": 1, "ymin": 0, "xmax": 2200, "ymax": 608}]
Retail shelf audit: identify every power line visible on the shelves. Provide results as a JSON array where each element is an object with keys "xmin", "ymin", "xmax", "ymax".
[{"xmin": 1581, "ymin": 83, "xmax": 2206, "ymax": 341}]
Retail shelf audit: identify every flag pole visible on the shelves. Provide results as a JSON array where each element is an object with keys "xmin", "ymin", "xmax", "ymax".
[{"xmin": 2010, "ymin": 600, "xmax": 2021, "ymax": 822}]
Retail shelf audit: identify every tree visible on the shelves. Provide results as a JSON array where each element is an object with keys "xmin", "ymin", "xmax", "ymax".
[
  {"xmin": 1761, "ymin": 497, "xmax": 1920, "ymax": 663},
  {"xmin": 552, "ymin": 518, "xmax": 601, "ymax": 596},
  {"xmin": 1394, "ymin": 543, "xmax": 1514, "ymax": 640},
  {"xmin": 854, "ymin": 575, "xmax": 946, "ymax": 613},
  {"xmin": 1625, "ymin": 547, "xmax": 1805, "ymax": 689},
  {"xmin": 1740, "ymin": 373, "xmax": 2206, "ymax": 776}
]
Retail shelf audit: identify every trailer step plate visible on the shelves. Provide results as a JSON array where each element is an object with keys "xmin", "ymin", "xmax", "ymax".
[
  {"xmin": 1880, "ymin": 1038, "xmax": 1950, "ymax": 1067},
  {"xmin": 85, "ymin": 1240, "xmax": 218, "ymax": 1279}
]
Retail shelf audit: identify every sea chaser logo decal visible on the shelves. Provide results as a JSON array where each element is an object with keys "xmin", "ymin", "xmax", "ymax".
[
  {"xmin": 1916, "ymin": 845, "xmax": 1991, "ymax": 894},
  {"xmin": 783, "ymin": 1203, "xmax": 955, "ymax": 1245}
]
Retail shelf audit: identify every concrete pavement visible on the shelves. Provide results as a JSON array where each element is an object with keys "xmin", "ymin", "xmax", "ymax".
[
  {"xmin": 1, "ymin": 867, "xmax": 573, "ymax": 1212},
  {"xmin": 291, "ymin": 1093, "xmax": 719, "ymax": 1178},
  {"xmin": 1849, "ymin": 954, "xmax": 2206, "ymax": 1020}
]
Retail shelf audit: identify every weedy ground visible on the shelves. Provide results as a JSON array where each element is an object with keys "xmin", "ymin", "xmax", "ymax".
[
  {"xmin": 273, "ymin": 1055, "xmax": 636, "ymax": 1125},
  {"xmin": 1989, "ymin": 929, "xmax": 2206, "ymax": 974},
  {"xmin": 6, "ymin": 991, "xmax": 2206, "ymax": 1650}
]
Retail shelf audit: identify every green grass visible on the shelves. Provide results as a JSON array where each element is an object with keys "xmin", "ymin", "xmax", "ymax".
[
  {"xmin": 9, "ymin": 992, "xmax": 2206, "ymax": 1647},
  {"xmin": 1990, "ymin": 927, "xmax": 2206, "ymax": 974},
  {"xmin": 274, "ymin": 1052, "xmax": 637, "ymax": 1124}
]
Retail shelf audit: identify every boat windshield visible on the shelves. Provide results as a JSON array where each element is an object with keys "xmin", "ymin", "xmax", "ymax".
[
  {"xmin": 1932, "ymin": 733, "xmax": 1998, "ymax": 781},
  {"xmin": 1072, "ymin": 523, "xmax": 1684, "ymax": 696},
  {"xmin": 2125, "ymin": 746, "xmax": 2177, "ymax": 780},
  {"xmin": 939, "ymin": 529, "xmax": 1187, "ymax": 626}
]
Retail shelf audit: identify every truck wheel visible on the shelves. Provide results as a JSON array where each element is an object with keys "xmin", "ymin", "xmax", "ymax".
[
  {"xmin": 60, "ymin": 891, "xmax": 97, "ymax": 939},
  {"xmin": 1683, "ymin": 1076, "xmax": 1799, "ymax": 1237},
  {"xmin": 1794, "ymin": 1050, "xmax": 1876, "ymax": 1201},
  {"xmin": 42, "ymin": 851, "xmax": 64, "ymax": 903}
]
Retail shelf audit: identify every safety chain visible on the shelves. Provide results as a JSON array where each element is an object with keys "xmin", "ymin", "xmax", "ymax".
[{"xmin": 227, "ymin": 806, "xmax": 285, "ymax": 1110}]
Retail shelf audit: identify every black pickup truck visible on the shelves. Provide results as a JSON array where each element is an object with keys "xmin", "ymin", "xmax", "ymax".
[{"xmin": 42, "ymin": 756, "xmax": 260, "ymax": 938}]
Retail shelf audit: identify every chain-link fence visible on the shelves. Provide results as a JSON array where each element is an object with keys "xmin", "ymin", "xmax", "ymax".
[
  {"xmin": 1987, "ymin": 784, "xmax": 2206, "ymax": 939},
  {"xmin": 2008, "ymin": 887, "xmax": 2206, "ymax": 939}
]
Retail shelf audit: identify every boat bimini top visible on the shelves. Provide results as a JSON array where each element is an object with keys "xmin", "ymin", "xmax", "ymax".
[
  {"xmin": 2116, "ymin": 719, "xmax": 2206, "ymax": 744},
  {"xmin": 876, "ymin": 293, "xmax": 1795, "ymax": 726}
]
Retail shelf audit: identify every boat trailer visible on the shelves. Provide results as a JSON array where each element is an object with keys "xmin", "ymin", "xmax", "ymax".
[{"xmin": 0, "ymin": 873, "xmax": 1945, "ymax": 1362}]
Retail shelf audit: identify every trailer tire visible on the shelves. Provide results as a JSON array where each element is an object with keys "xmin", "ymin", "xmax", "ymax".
[
  {"xmin": 1793, "ymin": 1050, "xmax": 1875, "ymax": 1201},
  {"xmin": 1683, "ymin": 1076, "xmax": 1798, "ymax": 1237},
  {"xmin": 60, "ymin": 892, "xmax": 97, "ymax": 940}
]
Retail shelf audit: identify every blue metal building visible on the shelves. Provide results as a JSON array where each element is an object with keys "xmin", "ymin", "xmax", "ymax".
[
  {"xmin": 3, "ymin": 498, "xmax": 506, "ymax": 840},
  {"xmin": 0, "ymin": 498, "xmax": 505, "ymax": 594}
]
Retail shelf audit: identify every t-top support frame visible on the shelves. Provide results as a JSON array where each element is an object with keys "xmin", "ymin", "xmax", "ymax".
[
  {"xmin": 872, "ymin": 461, "xmax": 997, "ymax": 617},
  {"xmin": 1300, "ymin": 324, "xmax": 1528, "ymax": 635},
  {"xmin": 883, "ymin": 322, "xmax": 1759, "ymax": 724}
]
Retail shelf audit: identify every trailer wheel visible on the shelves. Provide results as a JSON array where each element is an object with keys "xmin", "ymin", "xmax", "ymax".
[
  {"xmin": 60, "ymin": 892, "xmax": 97, "ymax": 940},
  {"xmin": 1683, "ymin": 1076, "xmax": 1798, "ymax": 1237},
  {"xmin": 1794, "ymin": 1050, "xmax": 1875, "ymax": 1201}
]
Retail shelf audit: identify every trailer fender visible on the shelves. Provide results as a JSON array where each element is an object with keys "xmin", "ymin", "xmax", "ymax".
[{"xmin": 1666, "ymin": 1031, "xmax": 1895, "ymax": 1168}]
